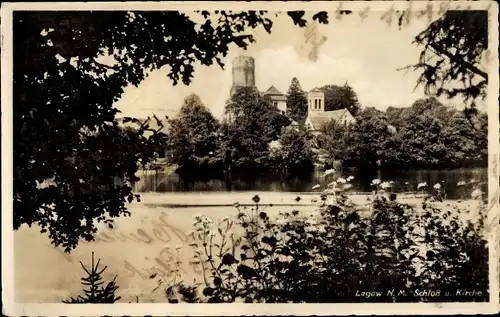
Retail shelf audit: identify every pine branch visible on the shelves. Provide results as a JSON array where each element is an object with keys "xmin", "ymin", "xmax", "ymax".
[
  {"xmin": 428, "ymin": 43, "xmax": 488, "ymax": 81},
  {"xmin": 63, "ymin": 252, "xmax": 121, "ymax": 304}
]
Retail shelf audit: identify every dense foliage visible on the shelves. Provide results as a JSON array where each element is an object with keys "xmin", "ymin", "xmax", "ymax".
[
  {"xmin": 318, "ymin": 97, "xmax": 488, "ymax": 170},
  {"xmin": 166, "ymin": 92, "xmax": 487, "ymax": 178},
  {"xmin": 135, "ymin": 179, "xmax": 485, "ymax": 303},
  {"xmin": 268, "ymin": 126, "xmax": 315, "ymax": 175},
  {"xmin": 188, "ymin": 183, "xmax": 485, "ymax": 303},
  {"xmin": 13, "ymin": 10, "xmax": 328, "ymax": 251},
  {"xmin": 223, "ymin": 87, "xmax": 293, "ymax": 174}
]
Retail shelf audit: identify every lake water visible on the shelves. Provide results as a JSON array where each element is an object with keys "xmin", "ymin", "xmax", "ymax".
[{"xmin": 134, "ymin": 167, "xmax": 488, "ymax": 200}]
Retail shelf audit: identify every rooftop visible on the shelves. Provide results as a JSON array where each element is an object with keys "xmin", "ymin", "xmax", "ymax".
[
  {"xmin": 268, "ymin": 94, "xmax": 287, "ymax": 102},
  {"xmin": 307, "ymin": 109, "xmax": 352, "ymax": 130},
  {"xmin": 309, "ymin": 88, "xmax": 324, "ymax": 93},
  {"xmin": 263, "ymin": 85, "xmax": 285, "ymax": 96}
]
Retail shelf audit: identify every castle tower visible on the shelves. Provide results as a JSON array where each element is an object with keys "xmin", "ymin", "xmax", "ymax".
[
  {"xmin": 230, "ymin": 56, "xmax": 256, "ymax": 96},
  {"xmin": 308, "ymin": 89, "xmax": 325, "ymax": 112}
]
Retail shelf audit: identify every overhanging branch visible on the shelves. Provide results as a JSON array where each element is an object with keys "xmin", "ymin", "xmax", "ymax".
[{"xmin": 429, "ymin": 43, "xmax": 488, "ymax": 81}]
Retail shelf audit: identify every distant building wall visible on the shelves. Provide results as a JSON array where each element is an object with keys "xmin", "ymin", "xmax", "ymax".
[
  {"xmin": 276, "ymin": 100, "xmax": 287, "ymax": 113},
  {"xmin": 268, "ymin": 97, "xmax": 287, "ymax": 113},
  {"xmin": 343, "ymin": 111, "xmax": 356, "ymax": 126}
]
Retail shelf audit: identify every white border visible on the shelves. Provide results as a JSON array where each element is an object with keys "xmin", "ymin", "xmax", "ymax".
[
  {"xmin": 1, "ymin": 3, "xmax": 15, "ymax": 316},
  {"xmin": 2, "ymin": 1, "xmax": 499, "ymax": 316},
  {"xmin": 487, "ymin": 0, "xmax": 500, "ymax": 311}
]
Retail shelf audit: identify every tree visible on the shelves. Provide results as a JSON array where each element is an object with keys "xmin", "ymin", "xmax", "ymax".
[
  {"xmin": 286, "ymin": 77, "xmax": 308, "ymax": 123},
  {"xmin": 398, "ymin": 113, "xmax": 448, "ymax": 167},
  {"xmin": 225, "ymin": 87, "xmax": 290, "ymax": 172},
  {"xmin": 268, "ymin": 126, "xmax": 314, "ymax": 174},
  {"xmin": 385, "ymin": 106, "xmax": 407, "ymax": 130},
  {"xmin": 63, "ymin": 252, "xmax": 121, "ymax": 303},
  {"xmin": 317, "ymin": 120, "xmax": 349, "ymax": 165},
  {"xmin": 317, "ymin": 84, "xmax": 361, "ymax": 115},
  {"xmin": 402, "ymin": 10, "xmax": 488, "ymax": 112},
  {"xmin": 399, "ymin": 97, "xmax": 453, "ymax": 125},
  {"xmin": 343, "ymin": 108, "xmax": 396, "ymax": 168},
  {"xmin": 394, "ymin": 97, "xmax": 487, "ymax": 168},
  {"xmin": 442, "ymin": 111, "xmax": 488, "ymax": 166},
  {"xmin": 225, "ymin": 86, "xmax": 261, "ymax": 119},
  {"xmin": 13, "ymin": 10, "xmax": 329, "ymax": 251},
  {"xmin": 167, "ymin": 94, "xmax": 220, "ymax": 173}
]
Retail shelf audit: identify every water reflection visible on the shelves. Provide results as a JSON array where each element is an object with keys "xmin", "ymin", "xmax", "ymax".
[{"xmin": 134, "ymin": 168, "xmax": 488, "ymax": 200}]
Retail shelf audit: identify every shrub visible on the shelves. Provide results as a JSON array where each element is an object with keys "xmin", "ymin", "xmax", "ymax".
[
  {"xmin": 166, "ymin": 177, "xmax": 487, "ymax": 303},
  {"xmin": 67, "ymin": 178, "xmax": 487, "ymax": 303}
]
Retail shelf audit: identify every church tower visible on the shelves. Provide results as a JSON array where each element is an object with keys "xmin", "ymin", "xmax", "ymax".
[{"xmin": 308, "ymin": 88, "xmax": 325, "ymax": 112}]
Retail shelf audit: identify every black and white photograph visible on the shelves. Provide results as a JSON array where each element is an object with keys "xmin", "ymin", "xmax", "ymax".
[{"xmin": 1, "ymin": 1, "xmax": 499, "ymax": 315}]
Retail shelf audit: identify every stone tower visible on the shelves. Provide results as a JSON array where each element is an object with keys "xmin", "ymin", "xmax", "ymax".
[
  {"xmin": 308, "ymin": 89, "xmax": 325, "ymax": 112},
  {"xmin": 230, "ymin": 56, "xmax": 256, "ymax": 96}
]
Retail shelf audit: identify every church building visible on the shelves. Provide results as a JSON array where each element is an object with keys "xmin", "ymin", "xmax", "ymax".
[
  {"xmin": 304, "ymin": 88, "xmax": 356, "ymax": 134},
  {"xmin": 228, "ymin": 55, "xmax": 355, "ymax": 130}
]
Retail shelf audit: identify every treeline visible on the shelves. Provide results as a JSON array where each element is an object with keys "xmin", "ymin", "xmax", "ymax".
[
  {"xmin": 318, "ymin": 97, "xmax": 488, "ymax": 170},
  {"xmin": 163, "ymin": 83, "xmax": 487, "ymax": 178},
  {"xmin": 164, "ymin": 78, "xmax": 364, "ymax": 178},
  {"xmin": 166, "ymin": 87, "xmax": 314, "ymax": 178}
]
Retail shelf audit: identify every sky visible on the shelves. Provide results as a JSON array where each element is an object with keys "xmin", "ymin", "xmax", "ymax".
[{"xmin": 113, "ymin": 10, "xmax": 484, "ymax": 120}]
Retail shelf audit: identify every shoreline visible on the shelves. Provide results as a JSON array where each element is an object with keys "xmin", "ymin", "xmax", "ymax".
[
  {"xmin": 128, "ymin": 192, "xmax": 484, "ymax": 221},
  {"xmin": 129, "ymin": 191, "xmax": 478, "ymax": 206}
]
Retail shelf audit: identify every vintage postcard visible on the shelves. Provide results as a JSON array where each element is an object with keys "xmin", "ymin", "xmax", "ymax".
[{"xmin": 1, "ymin": 1, "xmax": 499, "ymax": 316}]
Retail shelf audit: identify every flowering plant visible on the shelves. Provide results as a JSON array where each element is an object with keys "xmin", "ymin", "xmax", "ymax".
[
  {"xmin": 67, "ymin": 178, "xmax": 488, "ymax": 303},
  {"xmin": 160, "ymin": 177, "xmax": 487, "ymax": 303}
]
